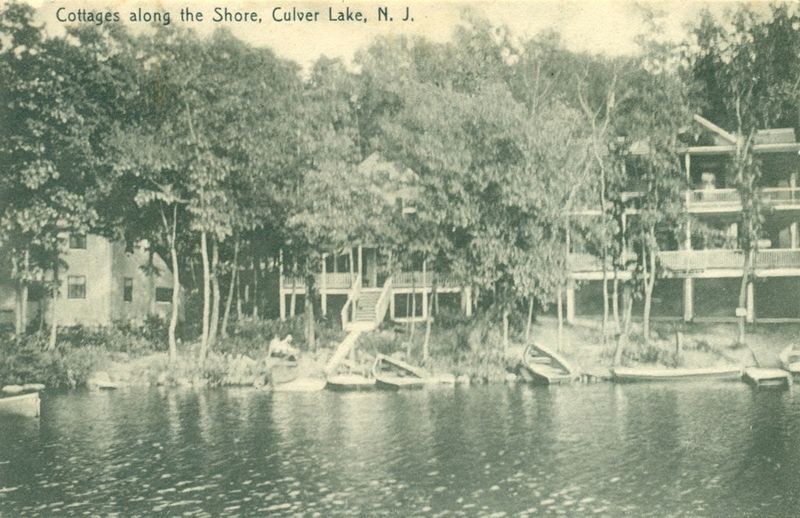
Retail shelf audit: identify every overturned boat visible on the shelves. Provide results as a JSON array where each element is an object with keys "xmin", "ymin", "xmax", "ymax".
[{"xmin": 372, "ymin": 354, "xmax": 427, "ymax": 390}]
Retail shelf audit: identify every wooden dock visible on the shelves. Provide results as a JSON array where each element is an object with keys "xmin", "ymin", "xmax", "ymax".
[{"xmin": 743, "ymin": 368, "xmax": 791, "ymax": 388}]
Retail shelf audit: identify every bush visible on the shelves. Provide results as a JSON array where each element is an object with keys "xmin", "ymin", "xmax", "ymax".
[{"xmin": 0, "ymin": 334, "xmax": 109, "ymax": 389}]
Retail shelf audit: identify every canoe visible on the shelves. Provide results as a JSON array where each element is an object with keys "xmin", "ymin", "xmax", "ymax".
[
  {"xmin": 325, "ymin": 374, "xmax": 376, "ymax": 391},
  {"xmin": 612, "ymin": 365, "xmax": 743, "ymax": 383},
  {"xmin": 518, "ymin": 343, "xmax": 577, "ymax": 385},
  {"xmin": 373, "ymin": 354, "xmax": 426, "ymax": 390},
  {"xmin": 0, "ymin": 391, "xmax": 40, "ymax": 418},
  {"xmin": 779, "ymin": 346, "xmax": 800, "ymax": 376},
  {"xmin": 743, "ymin": 367, "xmax": 791, "ymax": 389}
]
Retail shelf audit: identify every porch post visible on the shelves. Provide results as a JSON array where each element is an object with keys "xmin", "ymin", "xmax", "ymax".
[
  {"xmin": 421, "ymin": 260, "xmax": 428, "ymax": 319},
  {"xmin": 321, "ymin": 254, "xmax": 327, "ymax": 317},
  {"xmin": 683, "ymin": 277, "xmax": 693, "ymax": 322},
  {"xmin": 464, "ymin": 287, "xmax": 473, "ymax": 317},
  {"xmin": 279, "ymin": 249, "xmax": 286, "ymax": 321},
  {"xmin": 746, "ymin": 281, "xmax": 755, "ymax": 323},
  {"xmin": 684, "ymin": 152, "xmax": 691, "ymax": 181},
  {"xmin": 566, "ymin": 279, "xmax": 575, "ymax": 323},
  {"xmin": 357, "ymin": 245, "xmax": 363, "ymax": 283}
]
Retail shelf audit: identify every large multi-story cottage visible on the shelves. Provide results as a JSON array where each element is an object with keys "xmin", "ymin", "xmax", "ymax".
[
  {"xmin": 0, "ymin": 234, "xmax": 178, "ymax": 328},
  {"xmin": 567, "ymin": 115, "xmax": 800, "ymax": 323},
  {"xmin": 280, "ymin": 121, "xmax": 800, "ymax": 331}
]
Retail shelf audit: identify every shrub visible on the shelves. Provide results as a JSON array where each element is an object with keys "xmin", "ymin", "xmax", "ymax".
[{"xmin": 0, "ymin": 334, "xmax": 109, "ymax": 389}]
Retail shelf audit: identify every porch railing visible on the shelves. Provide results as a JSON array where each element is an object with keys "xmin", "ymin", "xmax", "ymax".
[
  {"xmin": 688, "ymin": 187, "xmax": 800, "ymax": 209},
  {"xmin": 658, "ymin": 249, "xmax": 800, "ymax": 271},
  {"xmin": 282, "ymin": 272, "xmax": 353, "ymax": 289},
  {"xmin": 340, "ymin": 273, "xmax": 362, "ymax": 329},
  {"xmin": 762, "ymin": 187, "xmax": 800, "ymax": 204},
  {"xmin": 374, "ymin": 277, "xmax": 393, "ymax": 325},
  {"xmin": 393, "ymin": 272, "xmax": 459, "ymax": 288}
]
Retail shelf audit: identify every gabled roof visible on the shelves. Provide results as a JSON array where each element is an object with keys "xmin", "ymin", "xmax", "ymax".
[{"xmin": 681, "ymin": 115, "xmax": 799, "ymax": 155}]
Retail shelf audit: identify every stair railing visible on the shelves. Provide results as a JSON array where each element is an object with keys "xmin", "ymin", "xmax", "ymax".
[
  {"xmin": 341, "ymin": 273, "xmax": 362, "ymax": 329},
  {"xmin": 373, "ymin": 276, "xmax": 393, "ymax": 326}
]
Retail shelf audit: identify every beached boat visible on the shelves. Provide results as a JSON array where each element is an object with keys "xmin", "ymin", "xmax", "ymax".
[
  {"xmin": 325, "ymin": 373, "xmax": 376, "ymax": 391},
  {"xmin": 779, "ymin": 346, "xmax": 800, "ymax": 376},
  {"xmin": 372, "ymin": 354, "xmax": 426, "ymax": 390},
  {"xmin": 612, "ymin": 365, "xmax": 743, "ymax": 383},
  {"xmin": 0, "ymin": 391, "xmax": 40, "ymax": 417},
  {"xmin": 269, "ymin": 359, "xmax": 299, "ymax": 385},
  {"xmin": 517, "ymin": 343, "xmax": 578, "ymax": 385},
  {"xmin": 272, "ymin": 377, "xmax": 326, "ymax": 392}
]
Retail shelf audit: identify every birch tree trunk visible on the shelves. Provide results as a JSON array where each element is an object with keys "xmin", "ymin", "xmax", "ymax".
[{"xmin": 208, "ymin": 238, "xmax": 221, "ymax": 350}]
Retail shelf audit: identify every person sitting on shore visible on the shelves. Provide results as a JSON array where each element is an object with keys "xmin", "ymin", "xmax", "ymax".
[{"xmin": 268, "ymin": 335, "xmax": 299, "ymax": 361}]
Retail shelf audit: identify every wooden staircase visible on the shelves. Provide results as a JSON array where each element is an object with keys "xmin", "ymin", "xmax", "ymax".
[
  {"xmin": 354, "ymin": 291, "xmax": 382, "ymax": 322},
  {"xmin": 341, "ymin": 276, "xmax": 393, "ymax": 332}
]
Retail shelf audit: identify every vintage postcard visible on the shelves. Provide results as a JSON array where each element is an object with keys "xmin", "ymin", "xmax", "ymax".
[{"xmin": 2, "ymin": 0, "xmax": 799, "ymax": 516}]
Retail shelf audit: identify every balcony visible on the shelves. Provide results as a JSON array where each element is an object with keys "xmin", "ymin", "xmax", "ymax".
[
  {"xmin": 568, "ymin": 249, "xmax": 800, "ymax": 276},
  {"xmin": 282, "ymin": 272, "xmax": 354, "ymax": 290},
  {"xmin": 687, "ymin": 187, "xmax": 800, "ymax": 213},
  {"xmin": 393, "ymin": 272, "xmax": 459, "ymax": 289},
  {"xmin": 281, "ymin": 271, "xmax": 461, "ymax": 291},
  {"xmin": 659, "ymin": 249, "xmax": 800, "ymax": 272}
]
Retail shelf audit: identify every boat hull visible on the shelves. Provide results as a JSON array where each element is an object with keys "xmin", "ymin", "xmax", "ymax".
[
  {"xmin": 372, "ymin": 354, "xmax": 427, "ymax": 390},
  {"xmin": 270, "ymin": 362, "xmax": 299, "ymax": 385},
  {"xmin": 0, "ymin": 392, "xmax": 40, "ymax": 417},
  {"xmin": 779, "ymin": 347, "xmax": 800, "ymax": 376},
  {"xmin": 325, "ymin": 374, "xmax": 376, "ymax": 392},
  {"xmin": 519, "ymin": 343, "xmax": 577, "ymax": 385},
  {"xmin": 375, "ymin": 376, "xmax": 425, "ymax": 391},
  {"xmin": 612, "ymin": 366, "xmax": 742, "ymax": 383},
  {"xmin": 272, "ymin": 378, "xmax": 326, "ymax": 392},
  {"xmin": 518, "ymin": 364, "xmax": 573, "ymax": 385}
]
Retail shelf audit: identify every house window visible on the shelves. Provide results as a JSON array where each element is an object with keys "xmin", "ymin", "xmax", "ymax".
[
  {"xmin": 123, "ymin": 278, "xmax": 133, "ymax": 302},
  {"xmin": 155, "ymin": 287, "xmax": 173, "ymax": 303},
  {"xmin": 69, "ymin": 234, "xmax": 87, "ymax": 249},
  {"xmin": 67, "ymin": 276, "xmax": 86, "ymax": 299}
]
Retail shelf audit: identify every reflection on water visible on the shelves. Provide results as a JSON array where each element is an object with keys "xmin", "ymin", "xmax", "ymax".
[{"xmin": 2, "ymin": 382, "xmax": 800, "ymax": 516}]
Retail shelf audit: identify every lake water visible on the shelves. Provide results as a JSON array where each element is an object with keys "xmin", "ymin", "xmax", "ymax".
[{"xmin": 1, "ymin": 383, "xmax": 799, "ymax": 516}]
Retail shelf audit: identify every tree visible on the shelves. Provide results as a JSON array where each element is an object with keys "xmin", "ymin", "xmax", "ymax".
[{"xmin": 0, "ymin": 3, "xmax": 115, "ymax": 346}]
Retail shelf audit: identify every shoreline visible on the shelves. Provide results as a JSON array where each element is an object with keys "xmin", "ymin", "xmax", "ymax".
[{"xmin": 3, "ymin": 318, "xmax": 796, "ymax": 392}]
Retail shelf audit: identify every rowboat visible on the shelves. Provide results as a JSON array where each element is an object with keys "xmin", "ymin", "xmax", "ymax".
[
  {"xmin": 517, "ymin": 343, "xmax": 578, "ymax": 385},
  {"xmin": 0, "ymin": 391, "xmax": 41, "ymax": 417},
  {"xmin": 612, "ymin": 365, "xmax": 742, "ymax": 383},
  {"xmin": 269, "ymin": 359, "xmax": 299, "ymax": 385},
  {"xmin": 325, "ymin": 373, "xmax": 376, "ymax": 391},
  {"xmin": 779, "ymin": 346, "xmax": 800, "ymax": 376},
  {"xmin": 372, "ymin": 354, "xmax": 426, "ymax": 390}
]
